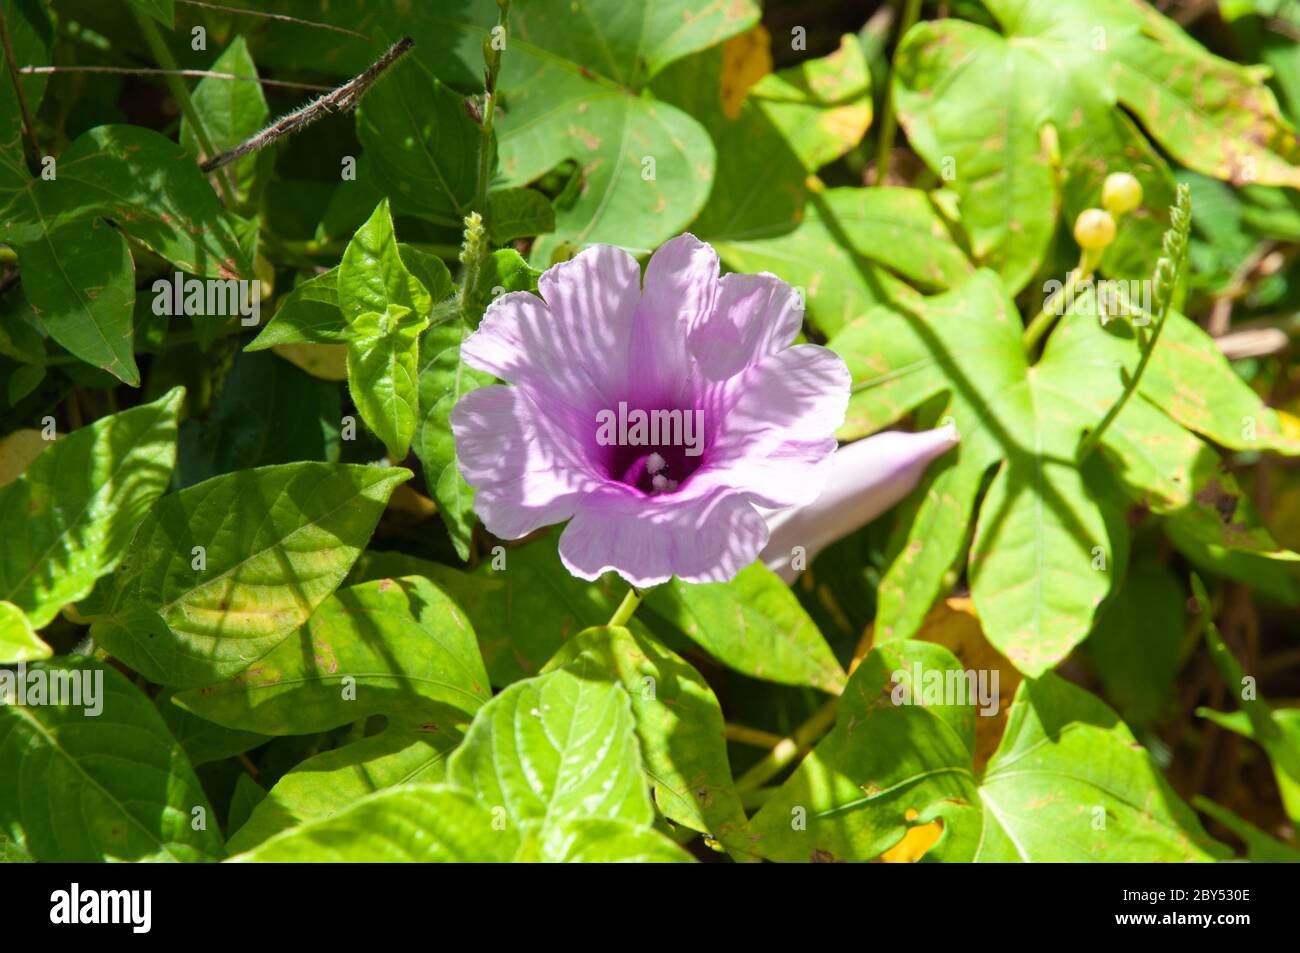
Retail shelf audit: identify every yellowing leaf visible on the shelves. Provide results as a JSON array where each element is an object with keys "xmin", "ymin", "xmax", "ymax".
[
  {"xmin": 720, "ymin": 24, "xmax": 772, "ymax": 119},
  {"xmin": 0, "ymin": 429, "xmax": 51, "ymax": 487},
  {"xmin": 272, "ymin": 343, "xmax": 348, "ymax": 381}
]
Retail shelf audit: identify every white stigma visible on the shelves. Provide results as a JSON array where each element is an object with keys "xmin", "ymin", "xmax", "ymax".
[
  {"xmin": 646, "ymin": 452, "xmax": 666, "ymax": 475},
  {"xmin": 651, "ymin": 473, "xmax": 668, "ymax": 492}
]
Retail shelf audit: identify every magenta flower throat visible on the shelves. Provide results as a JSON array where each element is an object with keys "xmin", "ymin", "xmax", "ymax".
[{"xmin": 451, "ymin": 234, "xmax": 851, "ymax": 587}]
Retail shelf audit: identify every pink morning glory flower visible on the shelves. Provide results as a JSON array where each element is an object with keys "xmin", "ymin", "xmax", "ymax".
[
  {"xmin": 451, "ymin": 234, "xmax": 854, "ymax": 587},
  {"xmin": 760, "ymin": 426, "xmax": 960, "ymax": 582}
]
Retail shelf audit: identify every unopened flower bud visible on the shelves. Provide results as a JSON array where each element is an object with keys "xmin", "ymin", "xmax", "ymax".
[
  {"xmin": 1074, "ymin": 208, "xmax": 1116, "ymax": 251},
  {"xmin": 1102, "ymin": 172, "xmax": 1143, "ymax": 215}
]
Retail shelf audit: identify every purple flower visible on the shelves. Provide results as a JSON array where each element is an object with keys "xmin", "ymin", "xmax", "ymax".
[
  {"xmin": 759, "ymin": 427, "xmax": 960, "ymax": 582},
  {"xmin": 450, "ymin": 234, "xmax": 850, "ymax": 587}
]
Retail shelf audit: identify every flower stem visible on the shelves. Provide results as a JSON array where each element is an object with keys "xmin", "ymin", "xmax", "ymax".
[
  {"xmin": 132, "ymin": 8, "xmax": 237, "ymax": 207},
  {"xmin": 607, "ymin": 586, "xmax": 644, "ymax": 628},
  {"xmin": 1077, "ymin": 184, "xmax": 1192, "ymax": 464},
  {"xmin": 734, "ymin": 697, "xmax": 839, "ymax": 792},
  {"xmin": 873, "ymin": 0, "xmax": 922, "ymax": 184},
  {"xmin": 1022, "ymin": 247, "xmax": 1100, "ymax": 354}
]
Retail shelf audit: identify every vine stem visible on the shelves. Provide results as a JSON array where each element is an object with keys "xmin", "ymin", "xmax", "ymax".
[
  {"xmin": 132, "ymin": 8, "xmax": 237, "ymax": 206},
  {"xmin": 734, "ymin": 697, "xmax": 839, "ymax": 792},
  {"xmin": 606, "ymin": 586, "xmax": 644, "ymax": 628},
  {"xmin": 873, "ymin": 0, "xmax": 922, "ymax": 184},
  {"xmin": 457, "ymin": 0, "xmax": 510, "ymax": 320},
  {"xmin": 1021, "ymin": 247, "xmax": 1101, "ymax": 354},
  {"xmin": 0, "ymin": 7, "xmax": 40, "ymax": 160}
]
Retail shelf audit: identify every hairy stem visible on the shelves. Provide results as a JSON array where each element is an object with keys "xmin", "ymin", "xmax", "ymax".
[
  {"xmin": 199, "ymin": 37, "xmax": 413, "ymax": 175},
  {"xmin": 458, "ymin": 1, "xmax": 510, "ymax": 320}
]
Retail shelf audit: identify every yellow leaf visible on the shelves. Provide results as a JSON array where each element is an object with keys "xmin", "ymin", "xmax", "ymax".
[
  {"xmin": 879, "ymin": 808, "xmax": 943, "ymax": 863},
  {"xmin": 0, "ymin": 429, "xmax": 52, "ymax": 487},
  {"xmin": 272, "ymin": 343, "xmax": 348, "ymax": 381},
  {"xmin": 721, "ymin": 24, "xmax": 772, "ymax": 119}
]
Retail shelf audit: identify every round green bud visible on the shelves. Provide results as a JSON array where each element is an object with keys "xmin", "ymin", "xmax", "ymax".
[
  {"xmin": 1074, "ymin": 208, "xmax": 1117, "ymax": 251},
  {"xmin": 1102, "ymin": 172, "xmax": 1143, "ymax": 215}
]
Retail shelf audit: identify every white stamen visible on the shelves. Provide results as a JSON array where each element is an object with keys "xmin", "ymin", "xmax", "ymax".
[
  {"xmin": 646, "ymin": 452, "xmax": 666, "ymax": 475},
  {"xmin": 651, "ymin": 473, "xmax": 668, "ymax": 492}
]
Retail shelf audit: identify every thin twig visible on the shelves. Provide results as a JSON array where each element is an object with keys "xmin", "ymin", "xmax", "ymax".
[
  {"xmin": 199, "ymin": 36, "xmax": 414, "ymax": 174},
  {"xmin": 0, "ymin": 7, "xmax": 40, "ymax": 159},
  {"xmin": 175, "ymin": 0, "xmax": 369, "ymax": 39},
  {"xmin": 19, "ymin": 65, "xmax": 330, "ymax": 92}
]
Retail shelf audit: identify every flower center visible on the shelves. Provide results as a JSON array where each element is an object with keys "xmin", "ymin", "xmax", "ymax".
[{"xmin": 595, "ymin": 402, "xmax": 706, "ymax": 495}]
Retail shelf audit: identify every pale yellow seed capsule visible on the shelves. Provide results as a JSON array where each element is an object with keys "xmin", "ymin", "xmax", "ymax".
[
  {"xmin": 1074, "ymin": 208, "xmax": 1117, "ymax": 251},
  {"xmin": 1102, "ymin": 172, "xmax": 1143, "ymax": 215}
]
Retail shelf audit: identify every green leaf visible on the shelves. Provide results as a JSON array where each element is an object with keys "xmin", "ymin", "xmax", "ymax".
[
  {"xmin": 745, "ymin": 641, "xmax": 1226, "ymax": 862},
  {"xmin": 1194, "ymin": 797, "xmax": 1300, "ymax": 862},
  {"xmin": 894, "ymin": 0, "xmax": 1300, "ymax": 293},
  {"xmin": 0, "ymin": 600, "xmax": 50, "ymax": 663},
  {"xmin": 90, "ymin": 462, "xmax": 411, "ymax": 688},
  {"xmin": 2, "ymin": 125, "xmax": 250, "ymax": 383},
  {"xmin": 0, "ymin": 387, "xmax": 182, "ymax": 628},
  {"xmin": 178, "ymin": 348, "xmax": 341, "ymax": 486},
  {"xmin": 355, "ymin": 56, "xmax": 484, "ymax": 225},
  {"xmin": 0, "ymin": 659, "xmax": 222, "ymax": 861},
  {"xmin": 155, "ymin": 690, "xmax": 267, "ymax": 767},
  {"xmin": 246, "ymin": 267, "xmax": 347, "ymax": 349},
  {"xmin": 338, "ymin": 201, "xmax": 431, "ymax": 324},
  {"xmin": 346, "ymin": 545, "xmax": 617, "ymax": 685},
  {"xmin": 174, "ymin": 575, "xmax": 490, "ymax": 732},
  {"xmin": 646, "ymin": 563, "xmax": 846, "ymax": 693},
  {"xmin": 447, "ymin": 666, "xmax": 653, "ymax": 828},
  {"xmin": 231, "ymin": 785, "xmax": 514, "ymax": 861},
  {"xmin": 181, "ymin": 36, "xmax": 270, "ymax": 204},
  {"xmin": 226, "ymin": 714, "xmax": 463, "ymax": 852},
  {"xmin": 228, "ymin": 784, "xmax": 692, "ymax": 862},
  {"xmin": 831, "ymin": 274, "xmax": 1128, "ymax": 674},
  {"xmin": 339, "ymin": 201, "xmax": 433, "ymax": 459},
  {"xmin": 1083, "ymin": 561, "xmax": 1185, "ymax": 731},
  {"xmin": 543, "ymin": 623, "xmax": 749, "ymax": 848},
  {"xmin": 414, "ymin": 248, "xmax": 534, "ymax": 559},
  {"xmin": 487, "ymin": 187, "xmax": 555, "ymax": 244},
  {"xmin": 409, "ymin": 0, "xmax": 758, "ymax": 255},
  {"xmin": 346, "ymin": 308, "xmax": 423, "ymax": 461}
]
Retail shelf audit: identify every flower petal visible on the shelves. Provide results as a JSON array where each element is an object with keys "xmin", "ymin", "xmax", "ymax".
[
  {"xmin": 689, "ymin": 344, "xmax": 850, "ymax": 508},
  {"xmin": 462, "ymin": 244, "xmax": 641, "ymax": 410},
  {"xmin": 761, "ymin": 426, "xmax": 960, "ymax": 581},
  {"xmin": 558, "ymin": 486, "xmax": 768, "ymax": 587},
  {"xmin": 689, "ymin": 272, "xmax": 804, "ymax": 381},
  {"xmin": 627, "ymin": 233, "xmax": 719, "ymax": 405},
  {"xmin": 450, "ymin": 385, "xmax": 592, "ymax": 539}
]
